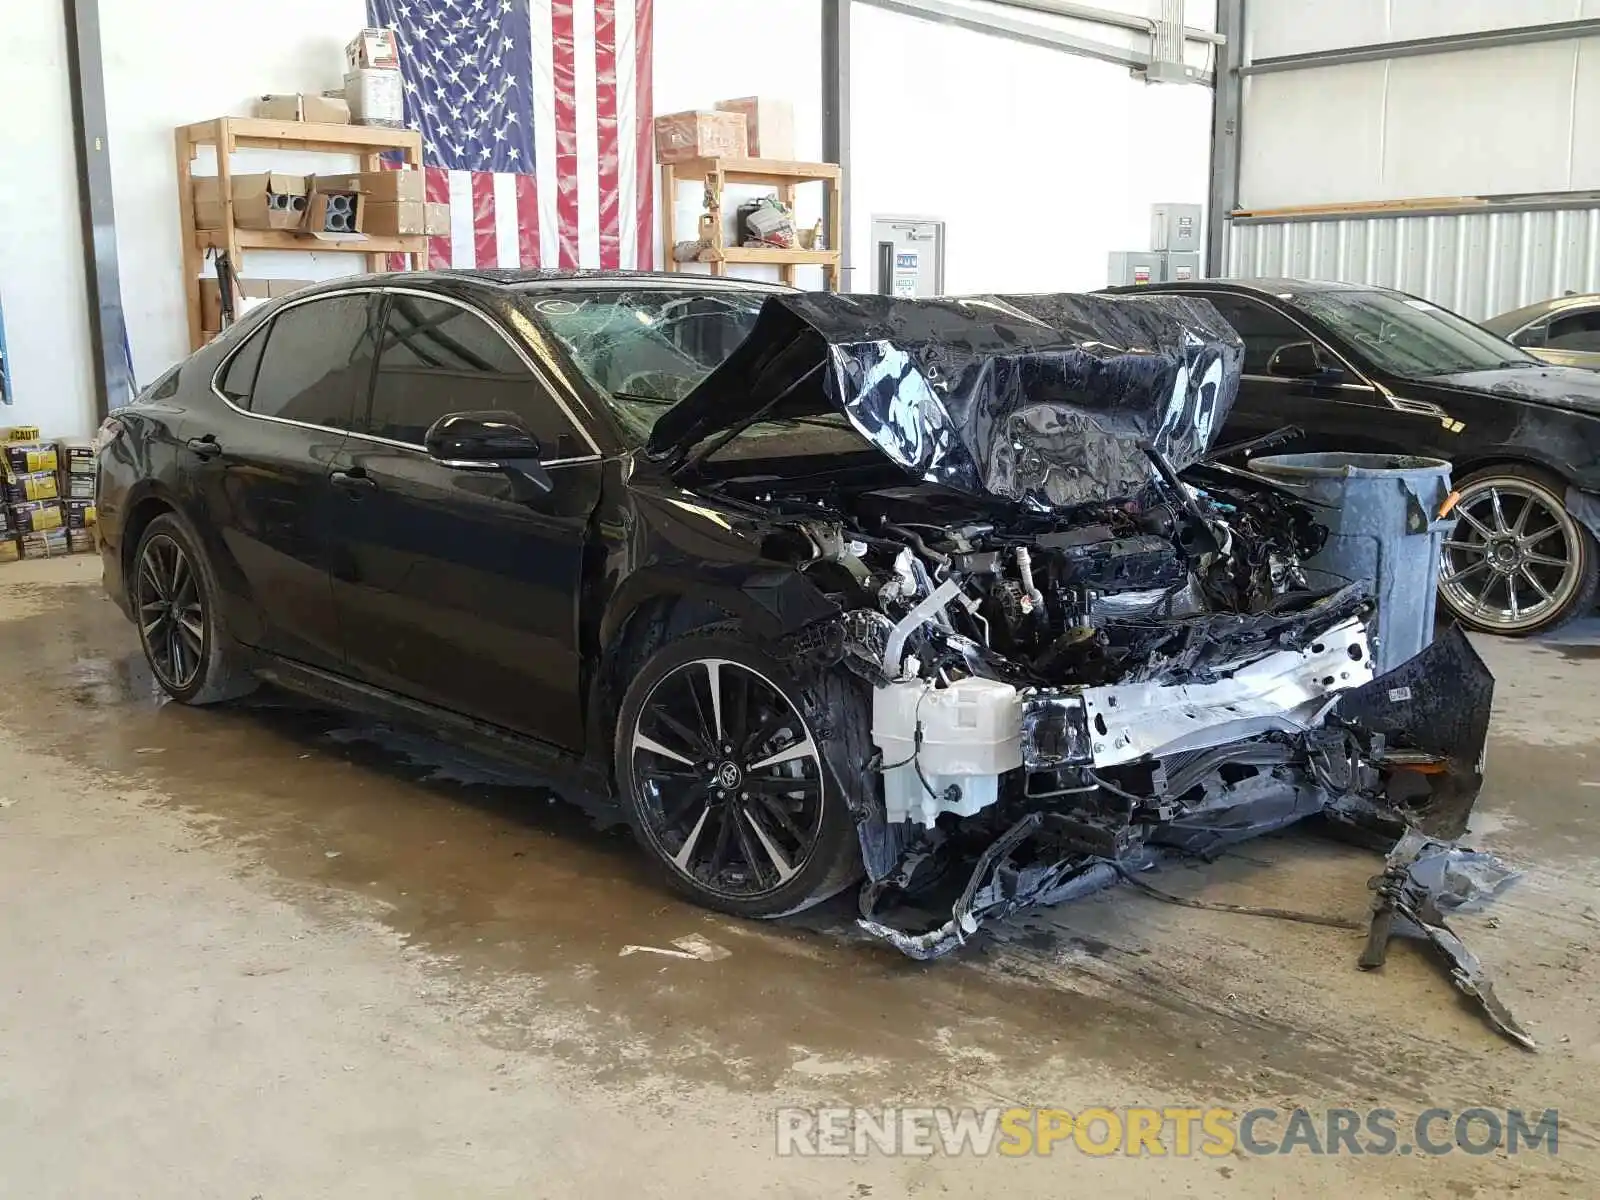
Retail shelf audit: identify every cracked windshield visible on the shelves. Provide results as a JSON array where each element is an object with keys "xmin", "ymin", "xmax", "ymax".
[{"xmin": 523, "ymin": 288, "xmax": 767, "ymax": 442}]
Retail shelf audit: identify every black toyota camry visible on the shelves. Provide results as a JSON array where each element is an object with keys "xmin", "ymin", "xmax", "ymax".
[{"xmin": 94, "ymin": 273, "xmax": 1492, "ymax": 955}]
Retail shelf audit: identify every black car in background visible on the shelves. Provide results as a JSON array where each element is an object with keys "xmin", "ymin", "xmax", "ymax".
[{"xmin": 1117, "ymin": 279, "xmax": 1600, "ymax": 636}]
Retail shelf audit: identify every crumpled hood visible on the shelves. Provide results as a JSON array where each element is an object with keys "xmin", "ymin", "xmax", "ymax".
[
  {"xmin": 646, "ymin": 292, "xmax": 1244, "ymax": 508},
  {"xmin": 1431, "ymin": 364, "xmax": 1600, "ymax": 415}
]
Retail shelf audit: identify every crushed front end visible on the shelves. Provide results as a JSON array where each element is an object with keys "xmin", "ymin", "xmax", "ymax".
[{"xmin": 664, "ymin": 291, "xmax": 1496, "ymax": 968}]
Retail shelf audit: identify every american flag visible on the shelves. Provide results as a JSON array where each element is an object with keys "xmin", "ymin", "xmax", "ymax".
[{"xmin": 369, "ymin": 0, "xmax": 655, "ymax": 270}]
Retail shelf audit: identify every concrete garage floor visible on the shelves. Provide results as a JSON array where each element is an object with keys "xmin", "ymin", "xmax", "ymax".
[{"xmin": 1, "ymin": 555, "xmax": 1597, "ymax": 1198}]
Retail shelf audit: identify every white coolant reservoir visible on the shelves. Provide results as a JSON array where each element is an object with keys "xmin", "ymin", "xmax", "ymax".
[{"xmin": 873, "ymin": 677, "xmax": 1024, "ymax": 828}]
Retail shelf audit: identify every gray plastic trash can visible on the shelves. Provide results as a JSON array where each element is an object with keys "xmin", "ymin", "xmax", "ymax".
[{"xmin": 1247, "ymin": 452, "xmax": 1454, "ymax": 675}]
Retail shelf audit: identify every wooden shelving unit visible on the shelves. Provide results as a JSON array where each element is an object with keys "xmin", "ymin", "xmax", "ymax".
[
  {"xmin": 175, "ymin": 117, "xmax": 427, "ymax": 351},
  {"xmin": 660, "ymin": 157, "xmax": 842, "ymax": 289}
]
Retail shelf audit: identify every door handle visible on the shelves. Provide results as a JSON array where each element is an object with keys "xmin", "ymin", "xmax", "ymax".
[
  {"xmin": 185, "ymin": 436, "xmax": 222, "ymax": 460},
  {"xmin": 330, "ymin": 467, "xmax": 377, "ymax": 493}
]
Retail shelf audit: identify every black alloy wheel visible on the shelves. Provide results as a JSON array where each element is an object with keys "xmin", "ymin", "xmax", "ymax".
[
  {"xmin": 615, "ymin": 633, "xmax": 863, "ymax": 918},
  {"xmin": 136, "ymin": 532, "xmax": 207, "ymax": 692},
  {"xmin": 633, "ymin": 657, "xmax": 824, "ymax": 898}
]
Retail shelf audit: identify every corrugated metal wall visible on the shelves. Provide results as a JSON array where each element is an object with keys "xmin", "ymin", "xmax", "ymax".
[{"xmin": 1224, "ymin": 204, "xmax": 1600, "ymax": 321}]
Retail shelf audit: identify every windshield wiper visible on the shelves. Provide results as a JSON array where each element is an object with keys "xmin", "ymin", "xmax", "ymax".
[{"xmin": 610, "ymin": 390, "xmax": 677, "ymax": 405}]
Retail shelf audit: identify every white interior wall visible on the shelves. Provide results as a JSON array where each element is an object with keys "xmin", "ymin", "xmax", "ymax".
[
  {"xmin": 8, "ymin": 0, "xmax": 1214, "ymax": 438},
  {"xmin": 0, "ymin": 0, "xmax": 95, "ymax": 437},
  {"xmin": 1240, "ymin": 0, "xmax": 1600, "ymax": 209},
  {"xmin": 851, "ymin": 4, "xmax": 1214, "ymax": 294}
]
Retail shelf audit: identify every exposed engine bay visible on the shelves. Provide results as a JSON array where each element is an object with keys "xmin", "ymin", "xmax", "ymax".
[{"xmin": 655, "ymin": 291, "xmax": 1509, "ymax": 1043}]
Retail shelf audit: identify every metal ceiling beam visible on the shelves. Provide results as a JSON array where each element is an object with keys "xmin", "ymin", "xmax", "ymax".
[
  {"xmin": 1205, "ymin": 0, "xmax": 1243, "ymax": 275},
  {"xmin": 858, "ymin": 0, "xmax": 1153, "ymax": 72},
  {"xmin": 822, "ymin": 0, "xmax": 853, "ymax": 287},
  {"xmin": 986, "ymin": 0, "xmax": 1225, "ymax": 45},
  {"xmin": 1241, "ymin": 17, "xmax": 1600, "ymax": 75},
  {"xmin": 64, "ymin": 0, "xmax": 134, "ymax": 419}
]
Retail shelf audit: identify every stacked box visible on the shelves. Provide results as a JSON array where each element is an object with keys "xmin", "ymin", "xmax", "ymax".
[
  {"xmin": 68, "ymin": 529, "xmax": 96, "ymax": 554},
  {"xmin": 4, "ymin": 431, "xmax": 63, "ymax": 561},
  {"xmin": 19, "ymin": 528, "xmax": 69, "ymax": 558},
  {"xmin": 58, "ymin": 440, "xmax": 95, "ymax": 503}
]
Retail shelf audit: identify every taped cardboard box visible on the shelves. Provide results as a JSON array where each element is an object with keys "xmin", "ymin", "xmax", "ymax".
[
  {"xmin": 233, "ymin": 173, "xmax": 310, "ymax": 230},
  {"xmin": 4, "ymin": 440, "xmax": 58, "ymax": 475},
  {"xmin": 346, "ymin": 69, "xmax": 405, "ymax": 127},
  {"xmin": 425, "ymin": 202, "xmax": 450, "ymax": 236},
  {"xmin": 362, "ymin": 201, "xmax": 426, "ymax": 236},
  {"xmin": 9, "ymin": 500, "xmax": 65, "ymax": 534},
  {"xmin": 313, "ymin": 170, "xmax": 424, "ymax": 203},
  {"xmin": 346, "ymin": 26, "xmax": 401, "ymax": 71},
  {"xmin": 256, "ymin": 93, "xmax": 351, "ymax": 124},
  {"xmin": 654, "ymin": 110, "xmax": 747, "ymax": 163},
  {"xmin": 3, "ymin": 471, "xmax": 58, "ymax": 504},
  {"xmin": 714, "ymin": 97, "xmax": 795, "ymax": 159}
]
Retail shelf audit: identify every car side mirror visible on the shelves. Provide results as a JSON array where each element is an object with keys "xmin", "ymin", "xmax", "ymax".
[
  {"xmin": 424, "ymin": 410, "xmax": 553, "ymax": 496},
  {"xmin": 1268, "ymin": 340, "xmax": 1341, "ymax": 382}
]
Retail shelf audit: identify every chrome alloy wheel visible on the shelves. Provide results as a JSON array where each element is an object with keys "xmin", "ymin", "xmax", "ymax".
[
  {"xmin": 630, "ymin": 658, "xmax": 826, "ymax": 901},
  {"xmin": 135, "ymin": 533, "xmax": 206, "ymax": 691},
  {"xmin": 1439, "ymin": 476, "xmax": 1583, "ymax": 633}
]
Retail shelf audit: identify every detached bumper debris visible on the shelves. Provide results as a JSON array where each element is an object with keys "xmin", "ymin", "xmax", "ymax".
[{"xmin": 1361, "ymin": 829, "xmax": 1532, "ymax": 1050}]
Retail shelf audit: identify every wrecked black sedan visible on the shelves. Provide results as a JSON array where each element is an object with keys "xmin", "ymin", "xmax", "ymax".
[{"xmin": 95, "ymin": 272, "xmax": 1494, "ymax": 973}]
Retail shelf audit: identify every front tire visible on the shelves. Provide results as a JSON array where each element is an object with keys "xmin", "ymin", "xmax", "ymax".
[
  {"xmin": 613, "ymin": 630, "xmax": 863, "ymax": 919},
  {"xmin": 1438, "ymin": 464, "xmax": 1599, "ymax": 636},
  {"xmin": 131, "ymin": 513, "xmax": 256, "ymax": 704}
]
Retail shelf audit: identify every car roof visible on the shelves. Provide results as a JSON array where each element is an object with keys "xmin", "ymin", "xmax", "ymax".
[
  {"xmin": 1481, "ymin": 293, "xmax": 1600, "ymax": 334},
  {"xmin": 1113, "ymin": 277, "xmax": 1385, "ymax": 298},
  {"xmin": 332, "ymin": 268, "xmax": 792, "ymax": 294}
]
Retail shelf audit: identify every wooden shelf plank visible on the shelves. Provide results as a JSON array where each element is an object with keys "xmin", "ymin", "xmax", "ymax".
[
  {"xmin": 706, "ymin": 246, "xmax": 841, "ymax": 265},
  {"xmin": 196, "ymin": 228, "xmax": 428, "ymax": 254},
  {"xmin": 671, "ymin": 156, "xmax": 840, "ymax": 184},
  {"xmin": 184, "ymin": 117, "xmax": 422, "ymax": 155}
]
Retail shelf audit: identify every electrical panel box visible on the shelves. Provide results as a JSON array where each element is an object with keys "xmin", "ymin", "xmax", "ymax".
[
  {"xmin": 871, "ymin": 215, "xmax": 945, "ymax": 298},
  {"xmin": 1108, "ymin": 250, "xmax": 1203, "ymax": 287},
  {"xmin": 1151, "ymin": 203, "xmax": 1203, "ymax": 254},
  {"xmin": 1108, "ymin": 250, "xmax": 1165, "ymax": 287},
  {"xmin": 1165, "ymin": 251, "xmax": 1201, "ymax": 282}
]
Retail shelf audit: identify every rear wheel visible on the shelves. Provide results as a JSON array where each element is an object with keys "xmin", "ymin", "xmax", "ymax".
[
  {"xmin": 132, "ymin": 514, "xmax": 256, "ymax": 704},
  {"xmin": 614, "ymin": 631, "xmax": 862, "ymax": 919},
  {"xmin": 1438, "ymin": 464, "xmax": 1599, "ymax": 636}
]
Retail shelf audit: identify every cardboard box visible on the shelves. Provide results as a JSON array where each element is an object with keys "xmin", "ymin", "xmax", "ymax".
[
  {"xmin": 269, "ymin": 279, "xmax": 314, "ymax": 298},
  {"xmin": 362, "ymin": 200, "xmax": 426, "ymax": 236},
  {"xmin": 194, "ymin": 199, "xmax": 224, "ymax": 230},
  {"xmin": 313, "ymin": 170, "xmax": 424, "ymax": 203},
  {"xmin": 346, "ymin": 26, "xmax": 400, "ymax": 71},
  {"xmin": 232, "ymin": 173, "xmax": 311, "ymax": 230},
  {"xmin": 9, "ymin": 500, "xmax": 64, "ymax": 534},
  {"xmin": 306, "ymin": 191, "xmax": 363, "ymax": 235},
  {"xmin": 714, "ymin": 96, "xmax": 795, "ymax": 159},
  {"xmin": 425, "ymin": 202, "xmax": 450, "ymax": 236},
  {"xmin": 60, "ymin": 474, "xmax": 94, "ymax": 500},
  {"xmin": 68, "ymin": 528, "xmax": 96, "ymax": 554},
  {"xmin": 199, "ymin": 278, "xmax": 274, "ymax": 331},
  {"xmin": 0, "ymin": 538, "xmax": 18, "ymax": 564},
  {"xmin": 3, "ymin": 471, "xmax": 58, "ymax": 504},
  {"xmin": 345, "ymin": 69, "xmax": 405, "ymax": 127},
  {"xmin": 654, "ymin": 110, "xmax": 747, "ymax": 163},
  {"xmin": 18, "ymin": 528, "xmax": 69, "ymax": 559},
  {"xmin": 65, "ymin": 500, "xmax": 96, "ymax": 529},
  {"xmin": 4, "ymin": 441, "xmax": 58, "ymax": 475},
  {"xmin": 256, "ymin": 93, "xmax": 351, "ymax": 124}
]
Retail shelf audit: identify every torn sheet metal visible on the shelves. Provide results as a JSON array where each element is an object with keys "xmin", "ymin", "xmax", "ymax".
[
  {"xmin": 648, "ymin": 291, "xmax": 1245, "ymax": 508},
  {"xmin": 1362, "ymin": 829, "xmax": 1532, "ymax": 1050}
]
